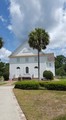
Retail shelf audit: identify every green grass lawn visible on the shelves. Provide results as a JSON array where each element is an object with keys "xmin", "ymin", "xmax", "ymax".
[
  {"xmin": 14, "ymin": 88, "xmax": 66, "ymax": 120},
  {"xmin": 0, "ymin": 81, "xmax": 7, "ymax": 85},
  {"xmin": 0, "ymin": 80, "xmax": 17, "ymax": 86}
]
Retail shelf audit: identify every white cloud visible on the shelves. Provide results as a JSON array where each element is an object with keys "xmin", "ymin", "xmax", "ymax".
[
  {"xmin": 0, "ymin": 15, "xmax": 6, "ymax": 22},
  {"xmin": 9, "ymin": 0, "xmax": 66, "ymax": 56},
  {"xmin": 7, "ymin": 25, "xmax": 13, "ymax": 31},
  {"xmin": 0, "ymin": 48, "xmax": 11, "ymax": 62}
]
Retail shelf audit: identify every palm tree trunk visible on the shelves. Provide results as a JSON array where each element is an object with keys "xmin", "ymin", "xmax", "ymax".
[{"xmin": 38, "ymin": 50, "xmax": 40, "ymax": 80}]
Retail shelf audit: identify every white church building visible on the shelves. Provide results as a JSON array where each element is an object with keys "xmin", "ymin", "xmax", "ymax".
[{"xmin": 9, "ymin": 41, "xmax": 55, "ymax": 80}]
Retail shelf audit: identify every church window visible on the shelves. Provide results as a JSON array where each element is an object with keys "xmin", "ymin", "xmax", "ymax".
[
  {"xmin": 34, "ymin": 56, "xmax": 38, "ymax": 62},
  {"xmin": 26, "ymin": 67, "xmax": 29, "ymax": 73},
  {"xmin": 16, "ymin": 58, "xmax": 20, "ymax": 63},
  {"xmin": 25, "ymin": 57, "xmax": 29, "ymax": 62}
]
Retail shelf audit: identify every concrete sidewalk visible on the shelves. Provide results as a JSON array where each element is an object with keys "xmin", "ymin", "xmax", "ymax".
[{"xmin": 0, "ymin": 86, "xmax": 26, "ymax": 120}]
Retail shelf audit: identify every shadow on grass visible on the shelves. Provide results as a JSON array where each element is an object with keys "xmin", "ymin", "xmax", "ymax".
[{"xmin": 53, "ymin": 115, "xmax": 66, "ymax": 120}]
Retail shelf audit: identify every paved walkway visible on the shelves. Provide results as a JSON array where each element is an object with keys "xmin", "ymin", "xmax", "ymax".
[{"xmin": 0, "ymin": 85, "xmax": 26, "ymax": 120}]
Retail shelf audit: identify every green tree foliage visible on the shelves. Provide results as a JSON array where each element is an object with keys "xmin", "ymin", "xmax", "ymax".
[
  {"xmin": 0, "ymin": 62, "xmax": 5, "ymax": 76},
  {"xmin": 0, "ymin": 37, "xmax": 4, "ymax": 77},
  {"xmin": 63, "ymin": 63, "xmax": 66, "ymax": 72},
  {"xmin": 55, "ymin": 55, "xmax": 66, "ymax": 69},
  {"xmin": 56, "ymin": 67, "xmax": 66, "ymax": 76},
  {"xmin": 55, "ymin": 55, "xmax": 66, "ymax": 76},
  {"xmin": 0, "ymin": 37, "xmax": 4, "ymax": 49},
  {"xmin": 3, "ymin": 63, "xmax": 9, "ymax": 80},
  {"xmin": 0, "ymin": 62, "xmax": 9, "ymax": 80},
  {"xmin": 28, "ymin": 28, "xmax": 50, "ymax": 80}
]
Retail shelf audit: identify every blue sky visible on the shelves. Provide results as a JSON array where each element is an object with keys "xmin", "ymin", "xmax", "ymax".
[
  {"xmin": 0, "ymin": 0, "xmax": 66, "ymax": 62},
  {"xmin": 0, "ymin": 0, "xmax": 20, "ymax": 50}
]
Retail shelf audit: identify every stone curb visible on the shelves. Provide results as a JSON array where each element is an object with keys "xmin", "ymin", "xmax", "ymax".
[{"xmin": 12, "ymin": 89, "xmax": 26, "ymax": 120}]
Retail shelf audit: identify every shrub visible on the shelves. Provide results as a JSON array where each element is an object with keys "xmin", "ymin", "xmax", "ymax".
[
  {"xmin": 22, "ymin": 77, "xmax": 31, "ymax": 80},
  {"xmin": 39, "ymin": 81, "xmax": 66, "ymax": 91},
  {"xmin": 0, "ymin": 76, "xmax": 4, "ymax": 81},
  {"xmin": 15, "ymin": 80, "xmax": 39, "ymax": 90},
  {"xmin": 18, "ymin": 77, "xmax": 22, "ymax": 81},
  {"xmin": 3, "ymin": 72, "xmax": 9, "ymax": 81},
  {"xmin": 43, "ymin": 70, "xmax": 54, "ymax": 80}
]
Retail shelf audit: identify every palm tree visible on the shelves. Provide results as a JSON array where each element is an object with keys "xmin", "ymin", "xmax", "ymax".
[
  {"xmin": 0, "ymin": 37, "xmax": 3, "ymax": 49},
  {"xmin": 28, "ymin": 28, "xmax": 50, "ymax": 80}
]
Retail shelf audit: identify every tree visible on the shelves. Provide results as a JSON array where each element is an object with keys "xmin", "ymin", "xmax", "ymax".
[
  {"xmin": 0, "ymin": 62, "xmax": 9, "ymax": 80},
  {"xmin": 63, "ymin": 63, "xmax": 66, "ymax": 72},
  {"xmin": 28, "ymin": 28, "xmax": 50, "ymax": 80},
  {"xmin": 56, "ymin": 67, "xmax": 66, "ymax": 76},
  {"xmin": 0, "ymin": 62, "xmax": 5, "ymax": 76},
  {"xmin": 0, "ymin": 37, "xmax": 3, "ymax": 49},
  {"xmin": 55, "ymin": 55, "xmax": 66, "ymax": 76},
  {"xmin": 55, "ymin": 55, "xmax": 66, "ymax": 69}
]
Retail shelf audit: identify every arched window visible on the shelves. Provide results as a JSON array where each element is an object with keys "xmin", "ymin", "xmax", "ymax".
[
  {"xmin": 16, "ymin": 67, "xmax": 20, "ymax": 69},
  {"xmin": 26, "ymin": 67, "xmax": 29, "ymax": 73}
]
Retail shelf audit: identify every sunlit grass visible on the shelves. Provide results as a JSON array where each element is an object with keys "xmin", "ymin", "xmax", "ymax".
[{"xmin": 14, "ymin": 89, "xmax": 66, "ymax": 120}]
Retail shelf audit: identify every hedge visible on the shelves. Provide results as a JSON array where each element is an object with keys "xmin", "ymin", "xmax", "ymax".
[
  {"xmin": 15, "ymin": 80, "xmax": 39, "ymax": 90},
  {"xmin": 15, "ymin": 80, "xmax": 66, "ymax": 91},
  {"xmin": 39, "ymin": 81, "xmax": 66, "ymax": 91}
]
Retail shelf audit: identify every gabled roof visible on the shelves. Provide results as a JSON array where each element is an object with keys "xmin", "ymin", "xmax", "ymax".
[
  {"xmin": 9, "ymin": 40, "xmax": 55, "ymax": 61},
  {"xmin": 9, "ymin": 40, "xmax": 43, "ymax": 57},
  {"xmin": 9, "ymin": 40, "xmax": 27, "ymax": 57}
]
